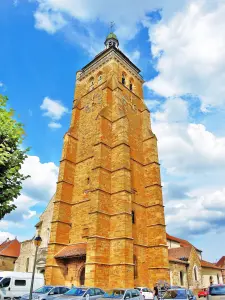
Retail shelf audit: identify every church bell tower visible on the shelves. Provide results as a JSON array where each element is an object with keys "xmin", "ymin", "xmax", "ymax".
[{"xmin": 45, "ymin": 32, "xmax": 169, "ymax": 289}]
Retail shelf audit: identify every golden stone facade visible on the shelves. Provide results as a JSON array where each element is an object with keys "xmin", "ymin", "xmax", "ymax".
[{"xmin": 45, "ymin": 35, "xmax": 169, "ymax": 289}]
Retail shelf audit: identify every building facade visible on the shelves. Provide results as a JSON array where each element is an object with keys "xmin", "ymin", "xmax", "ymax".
[
  {"xmin": 167, "ymin": 234, "xmax": 223, "ymax": 290},
  {"xmin": 216, "ymin": 256, "xmax": 225, "ymax": 283},
  {"xmin": 45, "ymin": 33, "xmax": 170, "ymax": 289},
  {"xmin": 14, "ymin": 196, "xmax": 54, "ymax": 274},
  {"xmin": 0, "ymin": 238, "xmax": 20, "ymax": 271}
]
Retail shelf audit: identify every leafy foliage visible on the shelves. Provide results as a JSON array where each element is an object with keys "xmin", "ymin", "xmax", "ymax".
[{"xmin": 0, "ymin": 94, "xmax": 29, "ymax": 220}]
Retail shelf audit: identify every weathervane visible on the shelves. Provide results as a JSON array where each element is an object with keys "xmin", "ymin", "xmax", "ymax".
[{"xmin": 110, "ymin": 21, "xmax": 115, "ymax": 33}]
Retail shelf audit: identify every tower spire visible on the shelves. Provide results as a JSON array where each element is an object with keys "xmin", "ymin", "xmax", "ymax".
[{"xmin": 105, "ymin": 22, "xmax": 119, "ymax": 49}]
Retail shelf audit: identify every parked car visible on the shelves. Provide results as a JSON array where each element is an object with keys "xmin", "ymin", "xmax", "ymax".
[
  {"xmin": 21, "ymin": 285, "xmax": 70, "ymax": 300},
  {"xmin": 162, "ymin": 288, "xmax": 196, "ymax": 300},
  {"xmin": 207, "ymin": 284, "xmax": 225, "ymax": 300},
  {"xmin": 135, "ymin": 287, "xmax": 153, "ymax": 300},
  {"xmin": 198, "ymin": 289, "xmax": 208, "ymax": 298},
  {"xmin": 101, "ymin": 288, "xmax": 143, "ymax": 300},
  {"xmin": 56, "ymin": 287, "xmax": 105, "ymax": 300},
  {"xmin": 0, "ymin": 271, "xmax": 44, "ymax": 300}
]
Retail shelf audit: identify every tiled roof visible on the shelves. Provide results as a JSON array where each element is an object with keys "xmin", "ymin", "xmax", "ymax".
[
  {"xmin": 168, "ymin": 246, "xmax": 192, "ymax": 261},
  {"xmin": 55, "ymin": 243, "xmax": 86, "ymax": 259},
  {"xmin": 167, "ymin": 233, "xmax": 202, "ymax": 252},
  {"xmin": 0, "ymin": 239, "xmax": 20, "ymax": 258},
  {"xmin": 201, "ymin": 260, "xmax": 223, "ymax": 270},
  {"xmin": 216, "ymin": 256, "xmax": 225, "ymax": 268}
]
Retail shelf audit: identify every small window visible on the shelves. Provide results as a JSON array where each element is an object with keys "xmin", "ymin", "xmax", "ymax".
[
  {"xmin": 180, "ymin": 271, "xmax": 184, "ymax": 286},
  {"xmin": 26, "ymin": 257, "xmax": 29, "ymax": 272},
  {"xmin": 132, "ymin": 210, "xmax": 135, "ymax": 224},
  {"xmin": 133, "ymin": 255, "xmax": 138, "ymax": 279},
  {"xmin": 98, "ymin": 75, "xmax": 102, "ymax": 83},
  {"xmin": 217, "ymin": 274, "xmax": 220, "ymax": 284},
  {"xmin": 89, "ymin": 77, "xmax": 94, "ymax": 90},
  {"xmin": 194, "ymin": 266, "xmax": 198, "ymax": 281},
  {"xmin": 122, "ymin": 74, "xmax": 126, "ymax": 85},
  {"xmin": 1, "ymin": 278, "xmax": 11, "ymax": 287},
  {"xmin": 129, "ymin": 83, "xmax": 133, "ymax": 91},
  {"xmin": 109, "ymin": 41, "xmax": 112, "ymax": 47},
  {"xmin": 15, "ymin": 280, "xmax": 26, "ymax": 286}
]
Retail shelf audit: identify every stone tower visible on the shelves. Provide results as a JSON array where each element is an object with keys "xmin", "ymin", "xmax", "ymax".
[{"xmin": 45, "ymin": 33, "xmax": 169, "ymax": 289}]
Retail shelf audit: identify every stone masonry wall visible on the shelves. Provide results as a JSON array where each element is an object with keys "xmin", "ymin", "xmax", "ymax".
[{"xmin": 45, "ymin": 47, "xmax": 169, "ymax": 289}]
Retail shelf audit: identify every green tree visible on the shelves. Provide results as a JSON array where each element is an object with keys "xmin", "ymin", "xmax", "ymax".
[{"xmin": 0, "ymin": 94, "xmax": 29, "ymax": 220}]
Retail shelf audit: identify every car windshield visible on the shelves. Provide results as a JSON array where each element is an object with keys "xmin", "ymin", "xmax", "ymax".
[
  {"xmin": 163, "ymin": 290, "xmax": 187, "ymax": 299},
  {"xmin": 34, "ymin": 286, "xmax": 53, "ymax": 294},
  {"xmin": 65, "ymin": 288, "xmax": 87, "ymax": 296},
  {"xmin": 209, "ymin": 286, "xmax": 225, "ymax": 295},
  {"xmin": 0, "ymin": 277, "xmax": 2, "ymax": 281},
  {"xmin": 103, "ymin": 290, "xmax": 125, "ymax": 298}
]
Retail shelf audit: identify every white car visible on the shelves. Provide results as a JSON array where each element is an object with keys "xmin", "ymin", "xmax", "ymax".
[{"xmin": 135, "ymin": 288, "xmax": 153, "ymax": 300}]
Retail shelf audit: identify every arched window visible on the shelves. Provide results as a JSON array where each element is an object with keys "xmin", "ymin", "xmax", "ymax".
[
  {"xmin": 122, "ymin": 73, "xmax": 126, "ymax": 85},
  {"xmin": 129, "ymin": 78, "xmax": 134, "ymax": 91},
  {"xmin": 217, "ymin": 274, "xmax": 220, "ymax": 284},
  {"xmin": 80, "ymin": 267, "xmax": 85, "ymax": 286},
  {"xmin": 89, "ymin": 77, "xmax": 94, "ymax": 90},
  {"xmin": 180, "ymin": 271, "xmax": 184, "ymax": 286},
  {"xmin": 133, "ymin": 255, "xmax": 137, "ymax": 279},
  {"xmin": 129, "ymin": 82, "xmax": 133, "ymax": 91},
  {"xmin": 194, "ymin": 266, "xmax": 198, "ymax": 281},
  {"xmin": 98, "ymin": 72, "xmax": 102, "ymax": 84}
]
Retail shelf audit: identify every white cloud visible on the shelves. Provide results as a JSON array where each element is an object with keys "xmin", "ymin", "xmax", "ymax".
[
  {"xmin": 20, "ymin": 155, "xmax": 58, "ymax": 202},
  {"xmin": 128, "ymin": 50, "xmax": 140, "ymax": 62},
  {"xmin": 152, "ymin": 98, "xmax": 225, "ymax": 175},
  {"xmin": 40, "ymin": 97, "xmax": 68, "ymax": 120},
  {"xmin": 0, "ymin": 232, "xmax": 15, "ymax": 243},
  {"xmin": 48, "ymin": 122, "xmax": 62, "ymax": 129},
  {"xmin": 149, "ymin": 97, "xmax": 225, "ymax": 238},
  {"xmin": 0, "ymin": 81, "xmax": 6, "ymax": 91},
  {"xmin": 40, "ymin": 97, "xmax": 68, "ymax": 128},
  {"xmin": 34, "ymin": 10, "xmax": 67, "ymax": 34},
  {"xmin": 147, "ymin": 0, "xmax": 225, "ymax": 110},
  {"xmin": 32, "ymin": 0, "xmax": 187, "ymax": 41},
  {"xmin": 1, "ymin": 155, "xmax": 58, "ymax": 241}
]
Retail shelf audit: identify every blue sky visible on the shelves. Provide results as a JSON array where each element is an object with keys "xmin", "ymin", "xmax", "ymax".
[{"xmin": 1, "ymin": 0, "xmax": 225, "ymax": 263}]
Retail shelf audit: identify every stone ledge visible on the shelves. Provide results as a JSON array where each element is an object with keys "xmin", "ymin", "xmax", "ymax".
[
  {"xmin": 89, "ymin": 211, "xmax": 131, "ymax": 217},
  {"xmin": 56, "ymin": 180, "xmax": 74, "ymax": 186},
  {"xmin": 87, "ymin": 235, "xmax": 133, "ymax": 241}
]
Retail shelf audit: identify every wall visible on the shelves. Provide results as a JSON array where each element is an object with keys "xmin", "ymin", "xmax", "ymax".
[
  {"xmin": 187, "ymin": 247, "xmax": 202, "ymax": 290},
  {"xmin": 14, "ymin": 240, "xmax": 35, "ymax": 272},
  {"xmin": 202, "ymin": 268, "xmax": 223, "ymax": 287},
  {"xmin": 14, "ymin": 196, "xmax": 54, "ymax": 274},
  {"xmin": 0, "ymin": 256, "xmax": 16, "ymax": 271},
  {"xmin": 169, "ymin": 262, "xmax": 188, "ymax": 288},
  {"xmin": 167, "ymin": 240, "xmax": 181, "ymax": 249}
]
